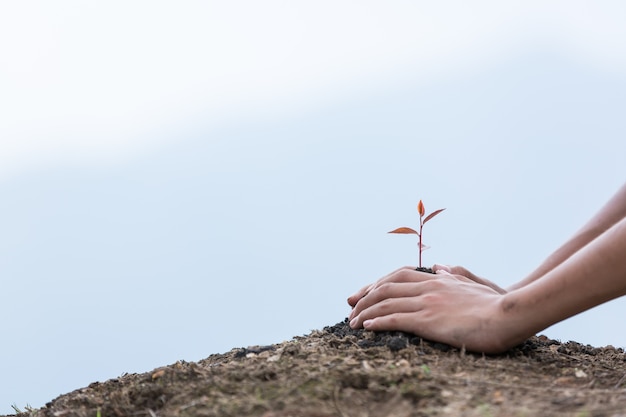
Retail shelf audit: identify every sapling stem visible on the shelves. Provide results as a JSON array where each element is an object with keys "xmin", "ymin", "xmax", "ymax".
[
  {"xmin": 388, "ymin": 200, "xmax": 445, "ymax": 269},
  {"xmin": 419, "ymin": 216, "xmax": 424, "ymax": 268}
]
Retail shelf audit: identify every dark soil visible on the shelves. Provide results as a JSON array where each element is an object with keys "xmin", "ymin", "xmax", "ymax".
[{"xmin": 8, "ymin": 319, "xmax": 626, "ymax": 417}]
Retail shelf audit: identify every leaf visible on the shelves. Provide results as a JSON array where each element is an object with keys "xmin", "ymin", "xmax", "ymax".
[
  {"xmin": 388, "ymin": 227, "xmax": 419, "ymax": 235},
  {"xmin": 423, "ymin": 208, "xmax": 445, "ymax": 224},
  {"xmin": 417, "ymin": 200, "xmax": 425, "ymax": 217}
]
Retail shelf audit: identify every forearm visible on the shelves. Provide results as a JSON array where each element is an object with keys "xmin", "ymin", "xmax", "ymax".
[
  {"xmin": 507, "ymin": 229, "xmax": 600, "ymax": 291},
  {"xmin": 507, "ymin": 182, "xmax": 626, "ymax": 291},
  {"xmin": 499, "ymin": 216, "xmax": 626, "ymax": 347}
]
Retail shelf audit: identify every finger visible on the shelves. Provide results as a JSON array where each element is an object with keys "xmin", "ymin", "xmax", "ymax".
[
  {"xmin": 347, "ymin": 283, "xmax": 373, "ymax": 307},
  {"xmin": 432, "ymin": 263, "xmax": 452, "ymax": 273},
  {"xmin": 353, "ymin": 299, "xmax": 423, "ymax": 329},
  {"xmin": 434, "ymin": 264, "xmax": 477, "ymax": 279},
  {"xmin": 444, "ymin": 266, "xmax": 506, "ymax": 294},
  {"xmin": 359, "ymin": 268, "xmax": 443, "ymax": 305},
  {"xmin": 347, "ymin": 266, "xmax": 419, "ymax": 307},
  {"xmin": 362, "ymin": 312, "xmax": 422, "ymax": 335},
  {"xmin": 361, "ymin": 268, "xmax": 439, "ymax": 309},
  {"xmin": 443, "ymin": 267, "xmax": 507, "ymax": 294},
  {"xmin": 351, "ymin": 281, "xmax": 427, "ymax": 320},
  {"xmin": 349, "ymin": 279, "xmax": 440, "ymax": 328},
  {"xmin": 449, "ymin": 265, "xmax": 475, "ymax": 279},
  {"xmin": 370, "ymin": 267, "xmax": 436, "ymax": 290}
]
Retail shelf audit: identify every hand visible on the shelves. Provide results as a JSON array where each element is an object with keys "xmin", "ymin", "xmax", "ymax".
[
  {"xmin": 347, "ymin": 266, "xmax": 415, "ymax": 307},
  {"xmin": 432, "ymin": 264, "xmax": 507, "ymax": 294},
  {"xmin": 347, "ymin": 268, "xmax": 509, "ymax": 353},
  {"xmin": 346, "ymin": 264, "xmax": 505, "ymax": 308}
]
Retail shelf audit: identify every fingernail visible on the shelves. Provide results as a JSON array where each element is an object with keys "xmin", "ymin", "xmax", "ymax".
[
  {"xmin": 436, "ymin": 269, "xmax": 451, "ymax": 275},
  {"xmin": 363, "ymin": 319, "xmax": 373, "ymax": 328},
  {"xmin": 349, "ymin": 317, "xmax": 358, "ymax": 328},
  {"xmin": 433, "ymin": 263, "xmax": 452, "ymax": 273}
]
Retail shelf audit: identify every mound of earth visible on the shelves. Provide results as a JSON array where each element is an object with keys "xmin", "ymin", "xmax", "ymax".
[{"xmin": 7, "ymin": 319, "xmax": 626, "ymax": 417}]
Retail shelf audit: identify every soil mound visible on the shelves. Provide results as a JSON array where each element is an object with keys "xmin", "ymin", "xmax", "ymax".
[{"xmin": 8, "ymin": 319, "xmax": 626, "ymax": 417}]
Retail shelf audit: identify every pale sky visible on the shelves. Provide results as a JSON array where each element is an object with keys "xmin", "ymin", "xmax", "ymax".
[
  {"xmin": 2, "ymin": 1, "xmax": 626, "ymax": 178},
  {"xmin": 2, "ymin": 1, "xmax": 626, "ymax": 413}
]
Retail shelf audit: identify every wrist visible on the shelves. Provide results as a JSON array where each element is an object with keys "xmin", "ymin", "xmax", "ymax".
[{"xmin": 492, "ymin": 289, "xmax": 545, "ymax": 351}]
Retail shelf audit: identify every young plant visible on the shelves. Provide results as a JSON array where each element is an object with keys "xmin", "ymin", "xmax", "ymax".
[{"xmin": 388, "ymin": 200, "xmax": 445, "ymax": 269}]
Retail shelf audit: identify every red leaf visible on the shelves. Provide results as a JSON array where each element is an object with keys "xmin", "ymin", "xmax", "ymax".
[
  {"xmin": 423, "ymin": 208, "xmax": 445, "ymax": 224},
  {"xmin": 388, "ymin": 227, "xmax": 419, "ymax": 235},
  {"xmin": 417, "ymin": 200, "xmax": 425, "ymax": 217}
]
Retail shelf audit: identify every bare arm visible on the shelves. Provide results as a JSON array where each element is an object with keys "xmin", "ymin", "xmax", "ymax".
[
  {"xmin": 347, "ymin": 182, "xmax": 626, "ymax": 353},
  {"xmin": 347, "ymin": 215, "xmax": 626, "ymax": 353},
  {"xmin": 508, "ymin": 182, "xmax": 626, "ymax": 291},
  {"xmin": 498, "ymin": 215, "xmax": 626, "ymax": 350}
]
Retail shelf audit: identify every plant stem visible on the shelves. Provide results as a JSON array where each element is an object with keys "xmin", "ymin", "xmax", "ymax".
[{"xmin": 418, "ymin": 217, "xmax": 423, "ymax": 268}]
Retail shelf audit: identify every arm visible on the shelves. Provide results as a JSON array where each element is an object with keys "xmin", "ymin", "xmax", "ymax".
[
  {"xmin": 508, "ymin": 182, "xmax": 626, "ymax": 291},
  {"xmin": 497, "ymin": 215, "xmax": 626, "ymax": 349},
  {"xmin": 348, "ymin": 216, "xmax": 626, "ymax": 353},
  {"xmin": 432, "ymin": 183, "xmax": 626, "ymax": 293}
]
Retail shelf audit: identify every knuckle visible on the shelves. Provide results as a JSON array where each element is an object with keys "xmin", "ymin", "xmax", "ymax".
[
  {"xmin": 376, "ymin": 282, "xmax": 395, "ymax": 296},
  {"xmin": 378, "ymin": 298, "xmax": 396, "ymax": 314},
  {"xmin": 385, "ymin": 314, "xmax": 400, "ymax": 327},
  {"xmin": 394, "ymin": 269, "xmax": 414, "ymax": 282},
  {"xmin": 421, "ymin": 292, "xmax": 441, "ymax": 304}
]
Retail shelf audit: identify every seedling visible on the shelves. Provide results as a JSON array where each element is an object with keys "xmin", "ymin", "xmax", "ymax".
[{"xmin": 388, "ymin": 200, "xmax": 445, "ymax": 269}]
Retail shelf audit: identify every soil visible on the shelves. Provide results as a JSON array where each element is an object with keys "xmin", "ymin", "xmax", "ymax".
[{"xmin": 8, "ymin": 319, "xmax": 626, "ymax": 417}]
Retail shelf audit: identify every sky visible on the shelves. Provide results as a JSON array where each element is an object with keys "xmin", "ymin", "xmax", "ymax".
[{"xmin": 1, "ymin": 1, "xmax": 626, "ymax": 413}]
